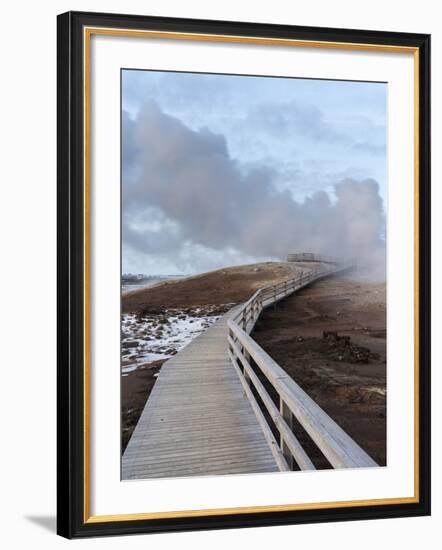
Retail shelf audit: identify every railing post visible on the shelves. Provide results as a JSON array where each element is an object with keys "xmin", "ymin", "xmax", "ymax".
[
  {"xmin": 243, "ymin": 349, "xmax": 251, "ymax": 387},
  {"xmin": 280, "ymin": 397, "xmax": 294, "ymax": 469}
]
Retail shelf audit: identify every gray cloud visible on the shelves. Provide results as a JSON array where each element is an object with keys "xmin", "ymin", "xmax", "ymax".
[
  {"xmin": 246, "ymin": 101, "xmax": 342, "ymax": 143},
  {"xmin": 123, "ymin": 72, "xmax": 387, "ymax": 210},
  {"xmin": 123, "ymin": 102, "xmax": 385, "ymax": 278},
  {"xmin": 245, "ymin": 100, "xmax": 386, "ymax": 157}
]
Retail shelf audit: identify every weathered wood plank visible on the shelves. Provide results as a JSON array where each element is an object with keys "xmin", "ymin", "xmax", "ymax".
[
  {"xmin": 228, "ymin": 338, "xmax": 315, "ymax": 471},
  {"xmin": 122, "ymin": 309, "xmax": 279, "ymax": 480},
  {"xmin": 228, "ymin": 320, "xmax": 377, "ymax": 469},
  {"xmin": 122, "ymin": 260, "xmax": 372, "ymax": 481}
]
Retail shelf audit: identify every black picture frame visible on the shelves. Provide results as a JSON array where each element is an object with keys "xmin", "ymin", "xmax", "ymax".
[{"xmin": 57, "ymin": 10, "xmax": 431, "ymax": 539}]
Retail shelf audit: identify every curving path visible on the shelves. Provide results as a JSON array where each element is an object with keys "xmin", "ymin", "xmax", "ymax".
[
  {"xmin": 121, "ymin": 260, "xmax": 373, "ymax": 479},
  {"xmin": 122, "ymin": 307, "xmax": 280, "ymax": 479}
]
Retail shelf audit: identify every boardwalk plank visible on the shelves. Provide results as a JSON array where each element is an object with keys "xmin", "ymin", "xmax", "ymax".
[{"xmin": 122, "ymin": 309, "xmax": 279, "ymax": 479}]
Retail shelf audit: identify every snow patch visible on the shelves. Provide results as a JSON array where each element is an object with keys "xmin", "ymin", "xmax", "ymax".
[{"xmin": 121, "ymin": 305, "xmax": 234, "ymax": 374}]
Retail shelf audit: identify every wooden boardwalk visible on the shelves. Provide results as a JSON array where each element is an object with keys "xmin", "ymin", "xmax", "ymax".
[
  {"xmin": 122, "ymin": 308, "xmax": 280, "ymax": 479},
  {"xmin": 122, "ymin": 260, "xmax": 376, "ymax": 480}
]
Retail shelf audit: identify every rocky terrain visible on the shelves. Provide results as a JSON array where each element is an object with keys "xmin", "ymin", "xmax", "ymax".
[
  {"xmin": 122, "ymin": 261, "xmax": 312, "ymax": 452},
  {"xmin": 122, "ymin": 261, "xmax": 312, "ymax": 313},
  {"xmin": 121, "ymin": 263, "xmax": 386, "ymax": 467},
  {"xmin": 251, "ymin": 273, "xmax": 386, "ymax": 467}
]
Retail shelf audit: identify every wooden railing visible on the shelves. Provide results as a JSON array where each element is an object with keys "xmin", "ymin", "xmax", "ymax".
[{"xmin": 227, "ymin": 261, "xmax": 378, "ymax": 472}]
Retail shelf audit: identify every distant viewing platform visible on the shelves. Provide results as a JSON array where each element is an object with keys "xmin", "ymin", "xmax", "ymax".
[{"xmin": 287, "ymin": 253, "xmax": 341, "ymax": 264}]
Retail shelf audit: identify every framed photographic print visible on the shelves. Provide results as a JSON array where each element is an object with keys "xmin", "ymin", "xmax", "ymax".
[{"xmin": 57, "ymin": 11, "xmax": 431, "ymax": 538}]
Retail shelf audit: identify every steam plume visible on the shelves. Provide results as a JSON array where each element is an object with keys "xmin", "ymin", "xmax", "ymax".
[{"xmin": 123, "ymin": 102, "xmax": 385, "ymax": 279}]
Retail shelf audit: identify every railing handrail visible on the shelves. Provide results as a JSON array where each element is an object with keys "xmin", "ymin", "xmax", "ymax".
[
  {"xmin": 230, "ymin": 263, "xmax": 343, "ymax": 324},
  {"xmin": 227, "ymin": 259, "xmax": 378, "ymax": 471}
]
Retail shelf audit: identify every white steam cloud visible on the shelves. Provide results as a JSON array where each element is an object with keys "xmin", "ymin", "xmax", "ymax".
[{"xmin": 123, "ymin": 102, "xmax": 385, "ymax": 279}]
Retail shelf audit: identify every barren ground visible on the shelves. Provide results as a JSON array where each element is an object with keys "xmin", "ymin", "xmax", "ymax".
[
  {"xmin": 122, "ymin": 262, "xmax": 311, "ymax": 452},
  {"xmin": 251, "ymin": 272, "xmax": 386, "ymax": 467},
  {"xmin": 122, "ymin": 262, "xmax": 312, "ymax": 313},
  {"xmin": 122, "ymin": 264, "xmax": 386, "ymax": 467}
]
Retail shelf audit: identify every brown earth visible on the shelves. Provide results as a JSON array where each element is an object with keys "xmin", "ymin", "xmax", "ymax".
[
  {"xmin": 121, "ymin": 359, "xmax": 165, "ymax": 452},
  {"xmin": 122, "ymin": 262, "xmax": 316, "ymax": 313},
  {"xmin": 121, "ymin": 263, "xmax": 386, "ymax": 468},
  {"xmin": 121, "ymin": 262, "xmax": 317, "ymax": 453},
  {"xmin": 251, "ymin": 272, "xmax": 386, "ymax": 468}
]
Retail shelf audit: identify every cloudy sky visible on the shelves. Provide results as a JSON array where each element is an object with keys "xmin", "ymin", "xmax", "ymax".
[{"xmin": 122, "ymin": 70, "xmax": 386, "ymax": 276}]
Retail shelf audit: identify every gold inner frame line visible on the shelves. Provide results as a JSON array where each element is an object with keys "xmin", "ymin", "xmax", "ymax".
[{"xmin": 82, "ymin": 26, "xmax": 420, "ymax": 524}]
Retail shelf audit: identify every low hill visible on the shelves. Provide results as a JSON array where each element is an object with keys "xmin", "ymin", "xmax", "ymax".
[{"xmin": 122, "ymin": 261, "xmax": 319, "ymax": 313}]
